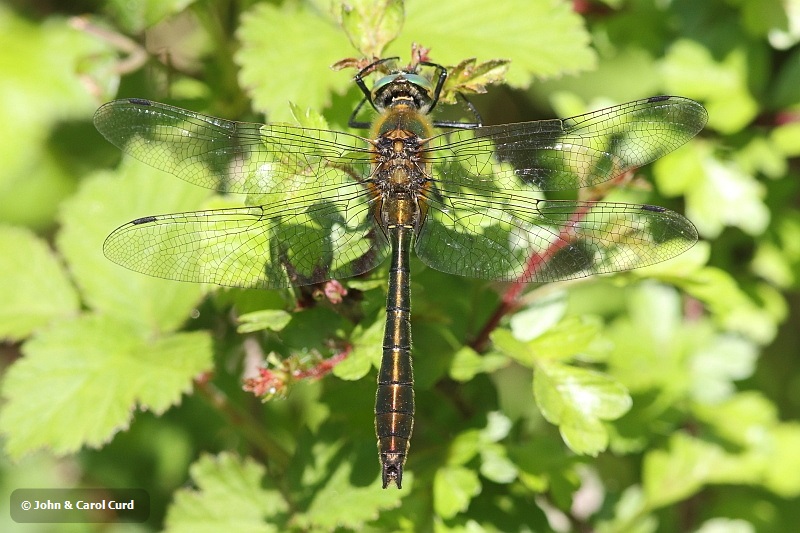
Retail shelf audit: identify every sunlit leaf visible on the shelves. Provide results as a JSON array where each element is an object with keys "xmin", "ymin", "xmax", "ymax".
[
  {"xmin": 449, "ymin": 345, "xmax": 509, "ymax": 381},
  {"xmin": 689, "ymin": 156, "xmax": 769, "ymax": 238},
  {"xmin": 594, "ymin": 485, "xmax": 658, "ymax": 533},
  {"xmin": 479, "ymin": 443, "xmax": 518, "ymax": 484},
  {"xmin": 398, "ymin": 0, "xmax": 596, "ymax": 87},
  {"xmin": 0, "ymin": 226, "xmax": 79, "ymax": 340},
  {"xmin": 56, "ymin": 162, "xmax": 208, "ymax": 334},
  {"xmin": 695, "ymin": 518, "xmax": 755, "ymax": 533},
  {"xmin": 680, "ymin": 267, "xmax": 782, "ymax": 344},
  {"xmin": 0, "ymin": 9, "xmax": 106, "ymax": 228},
  {"xmin": 688, "ymin": 334, "xmax": 758, "ymax": 403},
  {"xmin": 164, "ymin": 453, "xmax": 287, "ymax": 533},
  {"xmin": 339, "ymin": 0, "xmax": 404, "ymax": 58},
  {"xmin": 0, "ymin": 314, "xmax": 212, "ymax": 459},
  {"xmin": 433, "ymin": 465, "xmax": 481, "ymax": 519},
  {"xmin": 439, "ymin": 57, "xmax": 510, "ymax": 104},
  {"xmin": 491, "ymin": 328, "xmax": 535, "ymax": 367},
  {"xmin": 299, "ymin": 449, "xmax": 405, "ymax": 529},
  {"xmin": 643, "ymin": 433, "xmax": 727, "ymax": 509},
  {"xmin": 237, "ymin": 310, "xmax": 292, "ymax": 333},
  {"xmin": 660, "ymin": 39, "xmax": 758, "ymax": 134},
  {"xmin": 447, "ymin": 429, "xmax": 482, "ymax": 466},
  {"xmin": 236, "ymin": 3, "xmax": 353, "ymax": 121},
  {"xmin": 534, "ymin": 360, "xmax": 631, "ymax": 456},
  {"xmin": 528, "ymin": 316, "xmax": 603, "ymax": 361},
  {"xmin": 509, "ymin": 289, "xmax": 567, "ymax": 342},
  {"xmin": 333, "ymin": 311, "xmax": 384, "ymax": 380},
  {"xmin": 762, "ymin": 424, "xmax": 800, "ymax": 497},
  {"xmin": 104, "ymin": 0, "xmax": 199, "ymax": 34}
]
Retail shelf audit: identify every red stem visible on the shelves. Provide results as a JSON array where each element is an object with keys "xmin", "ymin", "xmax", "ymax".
[{"xmin": 470, "ymin": 202, "xmax": 594, "ymax": 352}]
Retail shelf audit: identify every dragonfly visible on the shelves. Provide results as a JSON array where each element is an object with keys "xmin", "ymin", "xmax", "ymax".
[{"xmin": 94, "ymin": 57, "xmax": 707, "ymax": 489}]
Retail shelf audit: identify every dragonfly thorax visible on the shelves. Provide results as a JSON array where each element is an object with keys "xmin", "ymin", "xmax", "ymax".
[
  {"xmin": 372, "ymin": 131, "xmax": 428, "ymax": 193},
  {"xmin": 370, "ymin": 127, "xmax": 431, "ymax": 231}
]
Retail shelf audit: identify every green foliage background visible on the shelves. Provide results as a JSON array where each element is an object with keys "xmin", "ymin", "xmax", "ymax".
[{"xmin": 1, "ymin": 0, "xmax": 799, "ymax": 531}]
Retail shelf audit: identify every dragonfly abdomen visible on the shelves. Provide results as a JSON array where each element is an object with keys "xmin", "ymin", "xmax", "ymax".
[{"xmin": 375, "ymin": 224, "xmax": 415, "ymax": 489}]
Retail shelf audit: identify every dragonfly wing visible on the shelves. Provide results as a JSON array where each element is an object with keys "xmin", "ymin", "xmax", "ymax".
[
  {"xmin": 103, "ymin": 189, "xmax": 389, "ymax": 289},
  {"xmin": 415, "ymin": 191, "xmax": 697, "ymax": 283},
  {"xmin": 427, "ymin": 96, "xmax": 708, "ymax": 191},
  {"xmin": 93, "ymin": 98, "xmax": 373, "ymax": 195}
]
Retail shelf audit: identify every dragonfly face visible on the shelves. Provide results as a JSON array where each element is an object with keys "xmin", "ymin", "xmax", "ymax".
[
  {"xmin": 370, "ymin": 72, "xmax": 437, "ymax": 114},
  {"xmin": 94, "ymin": 59, "xmax": 707, "ymax": 489}
]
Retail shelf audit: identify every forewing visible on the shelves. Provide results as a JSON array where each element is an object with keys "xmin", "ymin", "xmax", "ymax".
[
  {"xmin": 426, "ymin": 96, "xmax": 708, "ymax": 192},
  {"xmin": 93, "ymin": 99, "xmax": 373, "ymax": 195}
]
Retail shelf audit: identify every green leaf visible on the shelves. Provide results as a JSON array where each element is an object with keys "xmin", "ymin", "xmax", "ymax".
[
  {"xmin": 445, "ymin": 411, "xmax": 513, "ymax": 473},
  {"xmin": 482, "ymin": 411, "xmax": 513, "ymax": 442},
  {"xmin": 660, "ymin": 39, "xmax": 758, "ymax": 134},
  {"xmin": 738, "ymin": 0, "xmax": 788, "ymax": 39},
  {"xmin": 105, "ymin": 0, "xmax": 199, "ymax": 33},
  {"xmin": 594, "ymin": 485, "xmax": 658, "ymax": 533},
  {"xmin": 689, "ymin": 155, "xmax": 770, "ymax": 238},
  {"xmin": 652, "ymin": 133, "xmax": 706, "ymax": 198},
  {"xmin": 693, "ymin": 391, "xmax": 777, "ymax": 446},
  {"xmin": 767, "ymin": 0, "xmax": 800, "ymax": 48},
  {"xmin": 479, "ymin": 443, "xmax": 518, "ymax": 484},
  {"xmin": 491, "ymin": 328, "xmax": 535, "ymax": 367},
  {"xmin": 657, "ymin": 140, "xmax": 770, "ymax": 239},
  {"xmin": 0, "ymin": 314, "xmax": 212, "ymax": 459},
  {"xmin": 507, "ymin": 438, "xmax": 580, "ymax": 494},
  {"xmin": 771, "ymin": 47, "xmax": 800, "ymax": 108},
  {"xmin": 753, "ymin": 213, "xmax": 800, "ymax": 287},
  {"xmin": 433, "ymin": 465, "xmax": 481, "ymax": 519},
  {"xmin": 237, "ymin": 310, "xmax": 292, "ymax": 334},
  {"xmin": 647, "ymin": 404, "xmax": 800, "ymax": 503},
  {"xmin": 771, "ymin": 121, "xmax": 800, "ymax": 157},
  {"xmin": 692, "ymin": 395, "xmax": 800, "ymax": 497},
  {"xmin": 528, "ymin": 316, "xmax": 603, "ymax": 361},
  {"xmin": 298, "ymin": 449, "xmax": 404, "ymax": 530},
  {"xmin": 333, "ymin": 311, "xmax": 384, "ymax": 380},
  {"xmin": 734, "ymin": 135, "xmax": 787, "ymax": 179},
  {"xmin": 340, "ymin": 0, "xmax": 404, "ymax": 58},
  {"xmin": 606, "ymin": 282, "xmax": 759, "ymax": 399},
  {"xmin": 695, "ymin": 518, "xmax": 755, "ymax": 533},
  {"xmin": 534, "ymin": 360, "xmax": 631, "ymax": 456},
  {"xmin": 761, "ymin": 423, "xmax": 800, "ymax": 497},
  {"xmin": 688, "ymin": 334, "xmax": 757, "ymax": 403},
  {"xmin": 0, "ymin": 226, "xmax": 79, "ymax": 340},
  {"xmin": 642, "ymin": 432, "xmax": 766, "ymax": 509},
  {"xmin": 235, "ymin": 3, "xmax": 353, "ymax": 121},
  {"xmin": 643, "ymin": 433, "xmax": 720, "ymax": 509},
  {"xmin": 0, "ymin": 10, "xmax": 108, "ymax": 229},
  {"xmin": 449, "ymin": 345, "xmax": 509, "ymax": 381},
  {"xmin": 56, "ymin": 162, "xmax": 208, "ymax": 334},
  {"xmin": 397, "ymin": 0, "xmax": 596, "ymax": 87},
  {"xmin": 288, "ymin": 102, "xmax": 330, "ymax": 129},
  {"xmin": 680, "ymin": 267, "xmax": 781, "ymax": 344},
  {"xmin": 439, "ymin": 57, "xmax": 510, "ymax": 104},
  {"xmin": 447, "ymin": 429, "xmax": 482, "ymax": 466},
  {"xmin": 164, "ymin": 453, "xmax": 287, "ymax": 533},
  {"xmin": 509, "ymin": 289, "xmax": 567, "ymax": 341}
]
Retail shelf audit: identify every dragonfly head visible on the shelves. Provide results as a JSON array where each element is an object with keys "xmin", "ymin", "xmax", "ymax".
[{"xmin": 371, "ymin": 72, "xmax": 436, "ymax": 115}]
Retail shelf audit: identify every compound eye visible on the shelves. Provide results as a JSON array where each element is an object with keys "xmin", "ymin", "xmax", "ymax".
[
  {"xmin": 371, "ymin": 74, "xmax": 403, "ymax": 109},
  {"xmin": 403, "ymin": 73, "xmax": 434, "ymax": 96}
]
